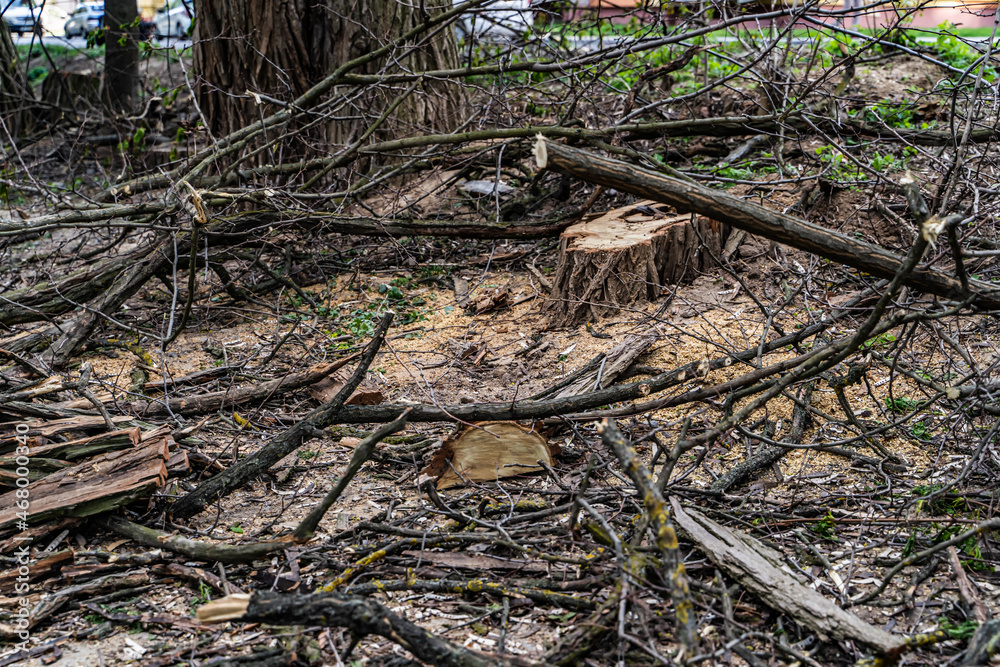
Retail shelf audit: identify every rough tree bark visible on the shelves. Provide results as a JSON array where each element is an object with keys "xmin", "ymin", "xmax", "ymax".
[
  {"xmin": 103, "ymin": 0, "xmax": 139, "ymax": 111},
  {"xmin": 0, "ymin": 19, "xmax": 28, "ymax": 133},
  {"xmin": 193, "ymin": 0, "xmax": 463, "ymax": 160}
]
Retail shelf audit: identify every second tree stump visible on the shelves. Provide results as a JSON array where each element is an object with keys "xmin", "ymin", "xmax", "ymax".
[{"xmin": 545, "ymin": 200, "xmax": 727, "ymax": 327}]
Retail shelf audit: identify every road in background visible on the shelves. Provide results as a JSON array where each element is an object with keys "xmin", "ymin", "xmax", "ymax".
[{"xmin": 10, "ymin": 32, "xmax": 191, "ymax": 51}]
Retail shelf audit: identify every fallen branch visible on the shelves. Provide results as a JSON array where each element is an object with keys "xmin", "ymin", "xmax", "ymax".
[
  {"xmin": 198, "ymin": 591, "xmax": 536, "ymax": 667},
  {"xmin": 710, "ymin": 383, "xmax": 813, "ymax": 493},
  {"xmin": 600, "ymin": 419, "xmax": 698, "ymax": 658},
  {"xmin": 533, "ymin": 137, "xmax": 1000, "ymax": 310},
  {"xmin": 127, "ymin": 354, "xmax": 359, "ymax": 417},
  {"xmin": 670, "ymin": 499, "xmax": 905, "ymax": 654}
]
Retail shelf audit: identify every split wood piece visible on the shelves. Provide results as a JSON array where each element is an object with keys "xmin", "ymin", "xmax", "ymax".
[
  {"xmin": 553, "ymin": 334, "xmax": 656, "ymax": 398},
  {"xmin": 198, "ymin": 591, "xmax": 536, "ymax": 667},
  {"xmin": 421, "ymin": 422, "xmax": 557, "ymax": 489},
  {"xmin": 167, "ymin": 449, "xmax": 191, "ymax": 477},
  {"xmin": 169, "ymin": 314, "xmax": 392, "ymax": 520},
  {"xmin": 0, "ymin": 375, "xmax": 67, "ymax": 404},
  {"xmin": 0, "ymin": 435, "xmax": 171, "ymax": 530},
  {"xmin": 947, "ymin": 545, "xmax": 990, "ymax": 623},
  {"xmin": 127, "ymin": 353, "xmax": 359, "ymax": 417},
  {"xmin": 0, "ymin": 427, "xmax": 140, "ymax": 463},
  {"xmin": 710, "ymin": 383, "xmax": 812, "ymax": 493},
  {"xmin": 0, "ymin": 550, "xmax": 73, "ymax": 596},
  {"xmin": 533, "ymin": 137, "xmax": 1000, "ymax": 310},
  {"xmin": 669, "ymin": 499, "xmax": 905, "ymax": 654},
  {"xmin": 0, "ymin": 415, "xmax": 135, "ymax": 453},
  {"xmin": 98, "ymin": 515, "xmax": 294, "ymax": 564},
  {"xmin": 0, "ymin": 518, "xmax": 80, "ymax": 554},
  {"xmin": 545, "ymin": 201, "xmax": 726, "ymax": 326}
]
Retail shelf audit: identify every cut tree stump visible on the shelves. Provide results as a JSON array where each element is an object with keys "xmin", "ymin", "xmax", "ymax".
[{"xmin": 544, "ymin": 200, "xmax": 726, "ymax": 327}]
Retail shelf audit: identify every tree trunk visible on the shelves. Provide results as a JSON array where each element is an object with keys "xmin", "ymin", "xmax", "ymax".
[
  {"xmin": 0, "ymin": 19, "xmax": 28, "ymax": 134},
  {"xmin": 544, "ymin": 201, "xmax": 727, "ymax": 328},
  {"xmin": 103, "ymin": 0, "xmax": 139, "ymax": 111},
  {"xmin": 193, "ymin": 0, "xmax": 463, "ymax": 171}
]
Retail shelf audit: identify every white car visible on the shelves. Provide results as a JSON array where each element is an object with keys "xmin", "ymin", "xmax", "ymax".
[
  {"xmin": 3, "ymin": 0, "xmax": 41, "ymax": 36},
  {"xmin": 456, "ymin": 0, "xmax": 533, "ymax": 41},
  {"xmin": 154, "ymin": 0, "xmax": 192, "ymax": 39}
]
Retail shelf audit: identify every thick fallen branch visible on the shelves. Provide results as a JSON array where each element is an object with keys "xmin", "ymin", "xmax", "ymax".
[
  {"xmin": 169, "ymin": 313, "xmax": 392, "ymax": 519},
  {"xmin": 600, "ymin": 419, "xmax": 698, "ymax": 658},
  {"xmin": 127, "ymin": 354, "xmax": 359, "ymax": 417},
  {"xmin": 670, "ymin": 500, "xmax": 905, "ymax": 654},
  {"xmin": 198, "ymin": 591, "xmax": 536, "ymax": 667},
  {"xmin": 98, "ymin": 515, "xmax": 294, "ymax": 564},
  {"xmin": 533, "ymin": 138, "xmax": 1000, "ymax": 310}
]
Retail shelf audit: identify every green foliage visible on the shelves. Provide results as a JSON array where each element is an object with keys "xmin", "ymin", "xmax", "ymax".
[
  {"xmin": 809, "ymin": 511, "xmax": 838, "ymax": 541},
  {"xmin": 885, "ymin": 395, "xmax": 920, "ymax": 413},
  {"xmin": 938, "ymin": 617, "xmax": 978, "ymax": 640},
  {"xmin": 861, "ymin": 332, "xmax": 897, "ymax": 349},
  {"xmin": 910, "ymin": 421, "xmax": 932, "ymax": 440},
  {"xmin": 933, "ymin": 23, "xmax": 990, "ymax": 72}
]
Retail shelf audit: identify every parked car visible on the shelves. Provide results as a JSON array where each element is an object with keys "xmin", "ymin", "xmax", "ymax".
[
  {"xmin": 455, "ymin": 0, "xmax": 533, "ymax": 42},
  {"xmin": 154, "ymin": 0, "xmax": 191, "ymax": 39},
  {"xmin": 63, "ymin": 2, "xmax": 102, "ymax": 38},
  {"xmin": 3, "ymin": 0, "xmax": 41, "ymax": 36}
]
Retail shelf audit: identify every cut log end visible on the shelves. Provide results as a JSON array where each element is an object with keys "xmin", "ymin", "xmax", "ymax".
[
  {"xmin": 544, "ymin": 200, "xmax": 727, "ymax": 328},
  {"xmin": 421, "ymin": 421, "xmax": 556, "ymax": 489}
]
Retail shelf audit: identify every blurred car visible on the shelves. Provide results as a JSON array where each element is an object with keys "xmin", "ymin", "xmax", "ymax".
[
  {"xmin": 63, "ymin": 3, "xmax": 102, "ymax": 38},
  {"xmin": 455, "ymin": 0, "xmax": 533, "ymax": 42},
  {"xmin": 154, "ymin": 0, "xmax": 191, "ymax": 39},
  {"xmin": 3, "ymin": 0, "xmax": 41, "ymax": 36}
]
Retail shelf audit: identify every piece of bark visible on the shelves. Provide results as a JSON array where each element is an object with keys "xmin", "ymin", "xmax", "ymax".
[
  {"xmin": 546, "ymin": 202, "xmax": 726, "ymax": 326},
  {"xmin": 670, "ymin": 499, "xmax": 905, "ymax": 654},
  {"xmin": 0, "ymin": 436, "xmax": 171, "ymax": 529},
  {"xmin": 422, "ymin": 422, "xmax": 557, "ymax": 489},
  {"xmin": 533, "ymin": 137, "xmax": 1000, "ymax": 310},
  {"xmin": 554, "ymin": 334, "xmax": 656, "ymax": 398},
  {"xmin": 308, "ymin": 368, "xmax": 384, "ymax": 405},
  {"xmin": 128, "ymin": 355, "xmax": 360, "ymax": 417}
]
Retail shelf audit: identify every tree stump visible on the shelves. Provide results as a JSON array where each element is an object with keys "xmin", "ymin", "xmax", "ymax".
[{"xmin": 544, "ymin": 200, "xmax": 727, "ymax": 328}]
